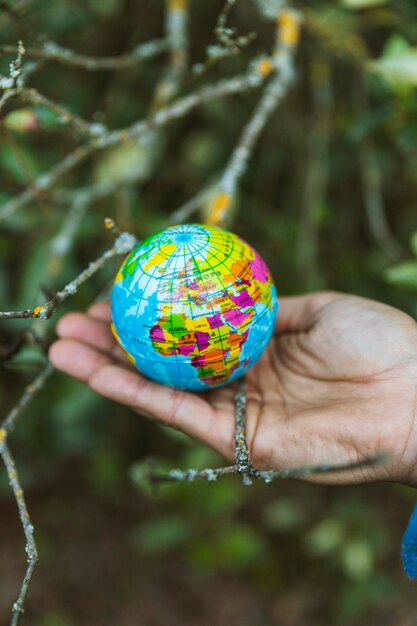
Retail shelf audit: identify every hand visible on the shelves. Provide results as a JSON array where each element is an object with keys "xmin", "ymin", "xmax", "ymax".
[{"xmin": 48, "ymin": 292, "xmax": 417, "ymax": 485}]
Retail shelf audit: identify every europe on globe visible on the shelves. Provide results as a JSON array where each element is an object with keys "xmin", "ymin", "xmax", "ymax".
[{"xmin": 111, "ymin": 224, "xmax": 279, "ymax": 391}]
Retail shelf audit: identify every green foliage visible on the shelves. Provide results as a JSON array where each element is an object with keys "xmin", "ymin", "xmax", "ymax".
[
  {"xmin": 1, "ymin": 0, "xmax": 417, "ymax": 624},
  {"xmin": 385, "ymin": 232, "xmax": 417, "ymax": 291},
  {"xmin": 340, "ymin": 0, "xmax": 387, "ymax": 7},
  {"xmin": 368, "ymin": 34, "xmax": 417, "ymax": 92},
  {"xmin": 36, "ymin": 613, "xmax": 75, "ymax": 626},
  {"xmin": 385, "ymin": 260, "xmax": 417, "ymax": 290},
  {"xmin": 131, "ymin": 514, "xmax": 192, "ymax": 554}
]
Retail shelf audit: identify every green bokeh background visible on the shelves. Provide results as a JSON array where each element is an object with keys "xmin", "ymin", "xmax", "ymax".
[{"xmin": 1, "ymin": 0, "xmax": 417, "ymax": 624}]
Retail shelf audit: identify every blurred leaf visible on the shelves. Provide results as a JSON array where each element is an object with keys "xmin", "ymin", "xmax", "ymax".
[
  {"xmin": 340, "ymin": 0, "xmax": 387, "ymax": 7},
  {"xmin": 37, "ymin": 611, "xmax": 75, "ymax": 626},
  {"xmin": 339, "ymin": 0, "xmax": 388, "ymax": 9},
  {"xmin": 88, "ymin": 448, "xmax": 124, "ymax": 496},
  {"xmin": 189, "ymin": 524, "xmax": 268, "ymax": 571},
  {"xmin": 341, "ymin": 539, "xmax": 374, "ymax": 580},
  {"xmin": 383, "ymin": 34, "xmax": 412, "ymax": 57},
  {"xmin": 0, "ymin": 140, "xmax": 41, "ymax": 183},
  {"xmin": 130, "ymin": 457, "xmax": 174, "ymax": 496},
  {"xmin": 131, "ymin": 515, "xmax": 192, "ymax": 554},
  {"xmin": 304, "ymin": 519, "xmax": 345, "ymax": 556},
  {"xmin": 181, "ymin": 131, "xmax": 222, "ymax": 174},
  {"xmin": 346, "ymin": 109, "xmax": 389, "ymax": 143},
  {"xmin": 368, "ymin": 35, "xmax": 417, "ymax": 91},
  {"xmin": 86, "ymin": 0, "xmax": 119, "ymax": 16},
  {"xmin": 410, "ymin": 231, "xmax": 417, "ymax": 257},
  {"xmin": 181, "ymin": 445, "xmax": 223, "ymax": 469},
  {"xmin": 50, "ymin": 381, "xmax": 105, "ymax": 455},
  {"xmin": 384, "ymin": 260, "xmax": 417, "ymax": 290},
  {"xmin": 337, "ymin": 574, "xmax": 395, "ymax": 621},
  {"xmin": 94, "ymin": 137, "xmax": 161, "ymax": 185},
  {"xmin": 4, "ymin": 109, "xmax": 40, "ymax": 132},
  {"xmin": 6, "ymin": 345, "xmax": 46, "ymax": 371},
  {"xmin": 262, "ymin": 498, "xmax": 305, "ymax": 532},
  {"xmin": 18, "ymin": 240, "xmax": 51, "ymax": 309}
]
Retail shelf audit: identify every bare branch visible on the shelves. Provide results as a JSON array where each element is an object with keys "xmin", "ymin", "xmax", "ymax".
[
  {"xmin": 133, "ymin": 461, "xmax": 237, "ymax": 486},
  {"xmin": 0, "ymin": 38, "xmax": 169, "ymax": 71},
  {"xmin": 0, "ymin": 438, "xmax": 38, "ymax": 626},
  {"xmin": 206, "ymin": 8, "xmax": 302, "ymax": 224},
  {"xmin": 0, "ymin": 64, "xmax": 269, "ymax": 223},
  {"xmin": 154, "ymin": 0, "xmax": 189, "ymax": 105},
  {"xmin": 234, "ymin": 378, "xmax": 253, "ymax": 485},
  {"xmin": 359, "ymin": 140, "xmax": 403, "ymax": 262},
  {"xmin": 252, "ymin": 453, "xmax": 388, "ymax": 483},
  {"xmin": 0, "ymin": 40, "xmax": 26, "ymax": 113},
  {"xmin": 0, "ymin": 231, "xmax": 137, "ymax": 320},
  {"xmin": 168, "ymin": 183, "xmax": 216, "ymax": 224},
  {"xmin": 2, "ymin": 363, "xmax": 54, "ymax": 433},
  {"xmin": 12, "ymin": 87, "xmax": 107, "ymax": 137},
  {"xmin": 0, "ymin": 360, "xmax": 53, "ymax": 626}
]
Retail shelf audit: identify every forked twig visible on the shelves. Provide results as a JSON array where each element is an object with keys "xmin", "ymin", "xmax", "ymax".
[{"xmin": 132, "ymin": 377, "xmax": 387, "ymax": 488}]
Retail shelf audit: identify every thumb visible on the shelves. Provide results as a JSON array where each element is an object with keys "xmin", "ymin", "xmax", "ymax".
[{"xmin": 276, "ymin": 292, "xmax": 340, "ymax": 334}]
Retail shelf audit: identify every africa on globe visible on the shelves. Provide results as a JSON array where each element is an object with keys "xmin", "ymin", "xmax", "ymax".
[{"xmin": 111, "ymin": 224, "xmax": 279, "ymax": 391}]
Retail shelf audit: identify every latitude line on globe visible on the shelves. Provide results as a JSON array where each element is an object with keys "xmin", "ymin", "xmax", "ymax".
[
  {"xmin": 155, "ymin": 237, "xmax": 184, "ymax": 382},
  {"xmin": 185, "ymin": 237, "xmax": 235, "ymax": 381},
  {"xmin": 183, "ymin": 238, "xmax": 224, "ymax": 385},
  {"xmin": 186, "ymin": 234, "xmax": 255, "ymax": 344},
  {"xmin": 200, "ymin": 233, "xmax": 273, "ymax": 368},
  {"xmin": 171, "ymin": 238, "xmax": 187, "ymax": 384},
  {"xmin": 134, "ymin": 252, "xmax": 162, "ymax": 366},
  {"xmin": 183, "ymin": 237, "xmax": 228, "ymax": 384}
]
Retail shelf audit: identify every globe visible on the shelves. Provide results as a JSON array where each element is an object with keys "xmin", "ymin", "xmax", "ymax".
[{"xmin": 111, "ymin": 224, "xmax": 279, "ymax": 391}]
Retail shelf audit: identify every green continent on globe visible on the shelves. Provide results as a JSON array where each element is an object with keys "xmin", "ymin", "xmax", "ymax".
[{"xmin": 111, "ymin": 224, "xmax": 279, "ymax": 391}]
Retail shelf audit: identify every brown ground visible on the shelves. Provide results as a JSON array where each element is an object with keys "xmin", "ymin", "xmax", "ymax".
[{"xmin": 1, "ymin": 463, "xmax": 417, "ymax": 626}]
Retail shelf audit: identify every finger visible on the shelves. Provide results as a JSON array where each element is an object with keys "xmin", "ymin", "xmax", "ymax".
[
  {"xmin": 57, "ymin": 312, "xmax": 116, "ymax": 353},
  {"xmin": 49, "ymin": 338, "xmax": 114, "ymax": 382},
  {"xmin": 87, "ymin": 300, "xmax": 111, "ymax": 322},
  {"xmin": 276, "ymin": 292, "xmax": 340, "ymax": 334},
  {"xmin": 88, "ymin": 364, "xmax": 234, "ymax": 458},
  {"xmin": 56, "ymin": 311, "xmax": 134, "ymax": 369}
]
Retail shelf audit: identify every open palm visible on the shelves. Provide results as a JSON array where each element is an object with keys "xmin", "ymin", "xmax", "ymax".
[{"xmin": 49, "ymin": 292, "xmax": 417, "ymax": 485}]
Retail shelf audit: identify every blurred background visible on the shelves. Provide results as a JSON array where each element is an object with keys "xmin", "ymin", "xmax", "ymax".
[{"xmin": 1, "ymin": 0, "xmax": 417, "ymax": 624}]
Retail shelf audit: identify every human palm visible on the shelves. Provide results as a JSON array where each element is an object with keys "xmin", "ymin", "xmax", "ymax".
[{"xmin": 49, "ymin": 292, "xmax": 417, "ymax": 485}]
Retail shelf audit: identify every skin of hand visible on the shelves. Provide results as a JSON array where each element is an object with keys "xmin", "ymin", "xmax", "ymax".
[{"xmin": 48, "ymin": 292, "xmax": 417, "ymax": 486}]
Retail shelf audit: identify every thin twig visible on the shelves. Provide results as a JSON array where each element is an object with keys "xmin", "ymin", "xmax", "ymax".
[
  {"xmin": 359, "ymin": 141, "xmax": 403, "ymax": 262},
  {"xmin": 0, "ymin": 231, "xmax": 137, "ymax": 320},
  {"xmin": 135, "ymin": 462, "xmax": 237, "ymax": 486},
  {"xmin": 252, "ymin": 453, "xmax": 388, "ymax": 483},
  {"xmin": 0, "ymin": 439, "xmax": 38, "ymax": 626},
  {"xmin": 2, "ymin": 363, "xmax": 54, "ymax": 432},
  {"xmin": 131, "ymin": 374, "xmax": 386, "ymax": 488},
  {"xmin": 0, "ymin": 64, "xmax": 269, "ymax": 223},
  {"xmin": 0, "ymin": 40, "xmax": 26, "ymax": 113},
  {"xmin": 206, "ymin": 8, "xmax": 301, "ymax": 225},
  {"xmin": 1, "ymin": 359, "xmax": 53, "ymax": 626},
  {"xmin": 12, "ymin": 87, "xmax": 107, "ymax": 137},
  {"xmin": 168, "ymin": 183, "xmax": 216, "ymax": 224},
  {"xmin": 353, "ymin": 71, "xmax": 403, "ymax": 262},
  {"xmin": 0, "ymin": 38, "xmax": 169, "ymax": 71},
  {"xmin": 153, "ymin": 0, "xmax": 189, "ymax": 106},
  {"xmin": 296, "ymin": 56, "xmax": 331, "ymax": 289},
  {"xmin": 234, "ymin": 377, "xmax": 253, "ymax": 485},
  {"xmin": 47, "ymin": 196, "xmax": 90, "ymax": 277}
]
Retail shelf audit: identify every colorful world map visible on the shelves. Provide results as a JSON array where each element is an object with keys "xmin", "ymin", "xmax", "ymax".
[{"xmin": 111, "ymin": 224, "xmax": 279, "ymax": 391}]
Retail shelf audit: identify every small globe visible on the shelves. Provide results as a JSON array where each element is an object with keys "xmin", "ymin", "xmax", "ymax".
[{"xmin": 111, "ymin": 224, "xmax": 279, "ymax": 391}]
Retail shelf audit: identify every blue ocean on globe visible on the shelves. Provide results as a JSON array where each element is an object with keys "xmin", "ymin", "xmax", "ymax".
[{"xmin": 111, "ymin": 224, "xmax": 279, "ymax": 391}]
